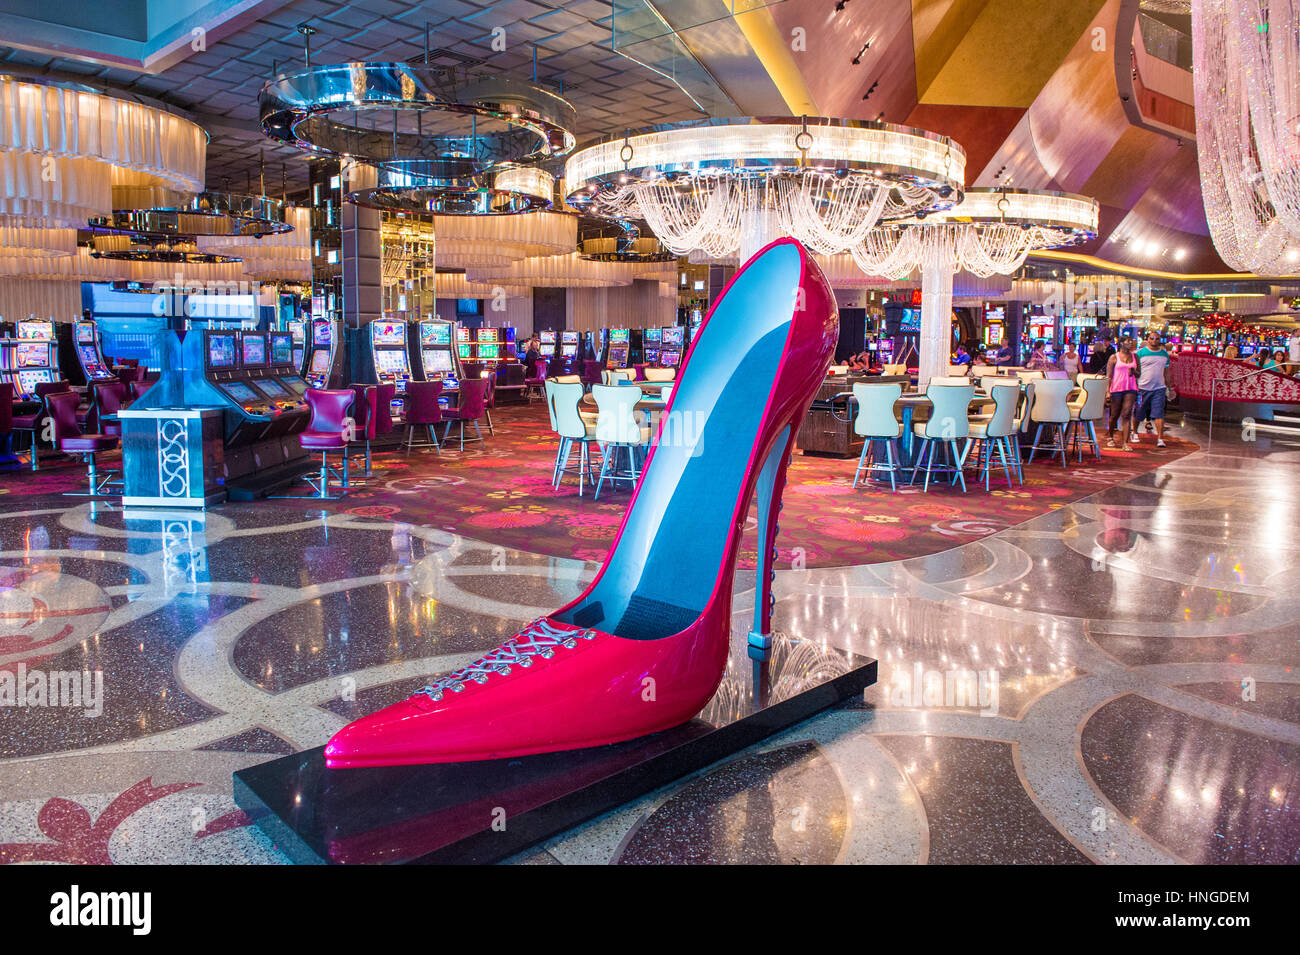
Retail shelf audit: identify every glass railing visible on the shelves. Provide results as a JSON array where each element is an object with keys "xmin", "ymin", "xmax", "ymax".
[{"xmin": 1137, "ymin": 13, "xmax": 1193, "ymax": 70}]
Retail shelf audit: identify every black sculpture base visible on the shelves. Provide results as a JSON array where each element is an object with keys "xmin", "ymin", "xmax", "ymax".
[{"xmin": 233, "ymin": 632, "xmax": 876, "ymax": 865}]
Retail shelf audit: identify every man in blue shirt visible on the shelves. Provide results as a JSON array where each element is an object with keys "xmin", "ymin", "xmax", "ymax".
[{"xmin": 1133, "ymin": 331, "xmax": 1173, "ymax": 447}]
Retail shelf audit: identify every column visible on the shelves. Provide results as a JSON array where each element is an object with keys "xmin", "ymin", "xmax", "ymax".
[{"xmin": 918, "ymin": 264, "xmax": 955, "ymax": 390}]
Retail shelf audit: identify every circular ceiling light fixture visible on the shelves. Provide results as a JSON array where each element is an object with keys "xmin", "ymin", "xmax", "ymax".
[
  {"xmin": 564, "ymin": 116, "xmax": 965, "ymax": 262},
  {"xmin": 347, "ymin": 159, "xmax": 554, "ymax": 215},
  {"xmin": 88, "ymin": 233, "xmax": 243, "ymax": 265},
  {"xmin": 852, "ymin": 187, "xmax": 1099, "ymax": 279},
  {"xmin": 259, "ymin": 65, "xmax": 576, "ymax": 170},
  {"xmin": 88, "ymin": 189, "xmax": 292, "ymax": 238},
  {"xmin": 577, "ymin": 218, "xmax": 675, "ymax": 262}
]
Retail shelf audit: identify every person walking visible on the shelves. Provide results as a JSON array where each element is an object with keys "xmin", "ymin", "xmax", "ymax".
[
  {"xmin": 1105, "ymin": 336, "xmax": 1141, "ymax": 452},
  {"xmin": 1061, "ymin": 342, "xmax": 1082, "ymax": 378},
  {"xmin": 1133, "ymin": 331, "xmax": 1173, "ymax": 448}
]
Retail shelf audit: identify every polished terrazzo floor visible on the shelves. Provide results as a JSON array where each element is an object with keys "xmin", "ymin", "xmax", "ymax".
[{"xmin": 0, "ymin": 411, "xmax": 1295, "ymax": 864}]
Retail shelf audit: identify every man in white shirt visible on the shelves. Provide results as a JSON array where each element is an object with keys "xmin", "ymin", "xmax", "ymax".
[{"xmin": 1133, "ymin": 331, "xmax": 1173, "ymax": 447}]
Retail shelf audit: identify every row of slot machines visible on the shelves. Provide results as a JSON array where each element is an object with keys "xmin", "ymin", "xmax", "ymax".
[
  {"xmin": 0, "ymin": 318, "xmax": 119, "ymax": 399},
  {"xmin": 600, "ymin": 326, "xmax": 689, "ymax": 369},
  {"xmin": 354, "ymin": 318, "xmax": 469, "ymax": 414}
]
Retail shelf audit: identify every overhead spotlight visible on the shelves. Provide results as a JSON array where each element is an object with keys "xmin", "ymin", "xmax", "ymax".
[
  {"xmin": 835, "ymin": 0, "xmax": 850, "ymax": 10},
  {"xmin": 1287, "ymin": 249, "xmax": 1299, "ymax": 262},
  {"xmin": 1174, "ymin": 248, "xmax": 1187, "ymax": 261}
]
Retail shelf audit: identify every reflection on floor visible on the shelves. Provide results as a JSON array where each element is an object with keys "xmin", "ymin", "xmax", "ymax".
[{"xmin": 0, "ymin": 412, "xmax": 1294, "ymax": 864}]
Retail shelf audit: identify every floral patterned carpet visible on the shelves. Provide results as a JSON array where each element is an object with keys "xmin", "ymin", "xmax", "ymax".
[{"xmin": 0, "ymin": 402, "xmax": 1198, "ymax": 569}]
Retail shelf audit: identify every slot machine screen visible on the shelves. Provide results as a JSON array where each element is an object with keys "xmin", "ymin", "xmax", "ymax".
[
  {"xmin": 255, "ymin": 378, "xmax": 290, "ymax": 399},
  {"xmin": 457, "ymin": 343, "xmax": 471, "ymax": 359},
  {"xmin": 644, "ymin": 327, "xmax": 662, "ymax": 343},
  {"xmin": 282, "ymin": 377, "xmax": 309, "ymax": 395},
  {"xmin": 372, "ymin": 322, "xmax": 406, "ymax": 345},
  {"xmin": 15, "ymin": 343, "xmax": 47, "ymax": 367},
  {"xmin": 661, "ymin": 349, "xmax": 680, "ymax": 366},
  {"xmin": 456, "ymin": 327, "xmax": 470, "ymax": 342},
  {"xmin": 476, "ymin": 328, "xmax": 499, "ymax": 342},
  {"xmin": 562, "ymin": 331, "xmax": 578, "ymax": 345},
  {"xmin": 75, "ymin": 322, "xmax": 95, "ymax": 344},
  {"xmin": 17, "ymin": 369, "xmax": 50, "ymax": 394},
  {"xmin": 223, "ymin": 381, "xmax": 260, "ymax": 404},
  {"xmin": 540, "ymin": 331, "xmax": 556, "ymax": 347},
  {"xmin": 662, "ymin": 326, "xmax": 684, "ymax": 346},
  {"xmin": 900, "ymin": 308, "xmax": 921, "ymax": 331},
  {"xmin": 376, "ymin": 350, "xmax": 410, "ymax": 375},
  {"xmin": 645, "ymin": 349, "xmax": 661, "ymax": 363},
  {"xmin": 17, "ymin": 321, "xmax": 52, "ymax": 340},
  {"xmin": 208, "ymin": 335, "xmax": 237, "ymax": 368},
  {"xmin": 425, "ymin": 350, "xmax": 453, "ymax": 374},
  {"xmin": 609, "ymin": 328, "xmax": 629, "ymax": 343},
  {"xmin": 271, "ymin": 334, "xmax": 293, "ymax": 365},
  {"xmin": 312, "ymin": 321, "xmax": 333, "ymax": 345},
  {"xmin": 310, "ymin": 350, "xmax": 331, "ymax": 374},
  {"xmin": 242, "ymin": 335, "xmax": 267, "ymax": 367},
  {"xmin": 421, "ymin": 323, "xmax": 451, "ymax": 345},
  {"xmin": 479, "ymin": 343, "xmax": 500, "ymax": 359},
  {"xmin": 77, "ymin": 345, "xmax": 104, "ymax": 373}
]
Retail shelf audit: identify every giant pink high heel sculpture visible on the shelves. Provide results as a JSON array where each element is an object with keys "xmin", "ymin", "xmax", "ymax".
[{"xmin": 325, "ymin": 238, "xmax": 838, "ymax": 767}]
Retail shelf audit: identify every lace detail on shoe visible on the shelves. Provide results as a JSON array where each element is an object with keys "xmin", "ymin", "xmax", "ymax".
[{"xmin": 414, "ymin": 618, "xmax": 597, "ymax": 702}]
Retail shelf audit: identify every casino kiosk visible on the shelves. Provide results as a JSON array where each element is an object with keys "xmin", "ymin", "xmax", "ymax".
[
  {"xmin": 305, "ymin": 319, "xmax": 344, "ymax": 389},
  {"xmin": 241, "ymin": 331, "xmax": 310, "ymax": 417},
  {"xmin": 73, "ymin": 318, "xmax": 116, "ymax": 385},
  {"xmin": 416, "ymin": 319, "xmax": 462, "ymax": 397},
  {"xmin": 124, "ymin": 328, "xmax": 312, "ymax": 503}
]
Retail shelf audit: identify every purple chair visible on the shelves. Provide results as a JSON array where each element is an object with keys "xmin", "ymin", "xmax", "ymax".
[
  {"xmin": 374, "ymin": 383, "xmax": 397, "ymax": 438},
  {"xmin": 0, "ymin": 382, "xmax": 15, "ymax": 468},
  {"xmin": 581, "ymin": 359, "xmax": 602, "ymax": 389},
  {"xmin": 403, "ymin": 379, "xmax": 443, "ymax": 454},
  {"xmin": 47, "ymin": 391, "xmax": 118, "ymax": 496},
  {"xmin": 524, "ymin": 360, "xmax": 546, "ymax": 402},
  {"xmin": 130, "ymin": 379, "xmax": 154, "ymax": 402},
  {"xmin": 13, "ymin": 380, "xmax": 71, "ymax": 470},
  {"xmin": 633, "ymin": 363, "xmax": 648, "ymax": 381},
  {"xmin": 349, "ymin": 383, "xmax": 377, "ymax": 476},
  {"xmin": 442, "ymin": 377, "xmax": 488, "ymax": 450},
  {"xmin": 295, "ymin": 389, "xmax": 356, "ymax": 498},
  {"xmin": 92, "ymin": 381, "xmax": 130, "ymax": 438}
]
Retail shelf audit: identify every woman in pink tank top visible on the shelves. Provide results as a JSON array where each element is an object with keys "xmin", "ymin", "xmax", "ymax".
[{"xmin": 1105, "ymin": 336, "xmax": 1142, "ymax": 452}]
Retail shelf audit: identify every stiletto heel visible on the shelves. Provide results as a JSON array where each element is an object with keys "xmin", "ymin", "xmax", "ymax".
[
  {"xmin": 325, "ymin": 238, "xmax": 838, "ymax": 767},
  {"xmin": 748, "ymin": 424, "xmax": 796, "ymax": 662}
]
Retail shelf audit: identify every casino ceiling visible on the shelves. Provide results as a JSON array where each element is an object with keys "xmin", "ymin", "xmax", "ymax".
[{"xmin": 0, "ymin": 0, "xmax": 1223, "ymax": 274}]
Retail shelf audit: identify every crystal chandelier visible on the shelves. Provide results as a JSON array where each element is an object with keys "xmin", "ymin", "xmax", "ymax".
[
  {"xmin": 849, "ymin": 188, "xmax": 1098, "ymax": 388},
  {"xmin": 1192, "ymin": 0, "xmax": 1300, "ymax": 274},
  {"xmin": 565, "ymin": 117, "xmax": 965, "ymax": 263},
  {"xmin": 851, "ymin": 189, "xmax": 1099, "ymax": 280}
]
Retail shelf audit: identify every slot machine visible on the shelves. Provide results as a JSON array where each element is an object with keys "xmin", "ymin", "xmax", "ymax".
[
  {"xmin": 643, "ymin": 326, "xmax": 662, "ymax": 365},
  {"xmin": 289, "ymin": 320, "xmax": 308, "ymax": 374},
  {"xmin": 305, "ymin": 319, "xmax": 342, "ymax": 389},
  {"xmin": 368, "ymin": 319, "xmax": 414, "ymax": 415},
  {"xmin": 560, "ymin": 330, "xmax": 578, "ymax": 370},
  {"xmin": 267, "ymin": 331, "xmax": 311, "ymax": 403},
  {"xmin": 73, "ymin": 318, "xmax": 116, "ymax": 385},
  {"xmin": 539, "ymin": 330, "xmax": 557, "ymax": 363},
  {"xmin": 606, "ymin": 328, "xmax": 630, "ymax": 368},
  {"xmin": 476, "ymin": 327, "xmax": 501, "ymax": 367},
  {"xmin": 688, "ymin": 308, "xmax": 703, "ymax": 343},
  {"xmin": 501, "ymin": 326, "xmax": 517, "ymax": 363},
  {"xmin": 9, "ymin": 319, "xmax": 61, "ymax": 399},
  {"xmin": 660, "ymin": 325, "xmax": 685, "ymax": 369},
  {"xmin": 417, "ymin": 319, "xmax": 461, "ymax": 396},
  {"xmin": 455, "ymin": 326, "xmax": 473, "ymax": 364}
]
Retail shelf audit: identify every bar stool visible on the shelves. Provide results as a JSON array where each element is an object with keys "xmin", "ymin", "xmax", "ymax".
[
  {"xmin": 910, "ymin": 382, "xmax": 975, "ymax": 492},
  {"xmin": 374, "ymin": 383, "xmax": 397, "ymax": 439},
  {"xmin": 1067, "ymin": 375, "xmax": 1107, "ymax": 461},
  {"xmin": 551, "ymin": 380, "xmax": 600, "ymax": 494},
  {"xmin": 967, "ymin": 383, "xmax": 1021, "ymax": 490},
  {"xmin": 525, "ymin": 361, "xmax": 547, "ymax": 401},
  {"xmin": 592, "ymin": 383, "xmax": 650, "ymax": 500},
  {"xmin": 850, "ymin": 382, "xmax": 903, "ymax": 491},
  {"xmin": 294, "ymin": 389, "xmax": 356, "ymax": 499},
  {"xmin": 47, "ymin": 392, "xmax": 118, "ymax": 496},
  {"xmin": 1022, "ymin": 379, "xmax": 1075, "ymax": 468},
  {"xmin": 92, "ymin": 380, "xmax": 130, "ymax": 438},
  {"xmin": 0, "ymin": 382, "xmax": 17, "ymax": 469},
  {"xmin": 482, "ymin": 373, "xmax": 497, "ymax": 435},
  {"xmin": 442, "ymin": 377, "xmax": 488, "ymax": 450},
  {"xmin": 403, "ymin": 379, "xmax": 443, "ymax": 454}
]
